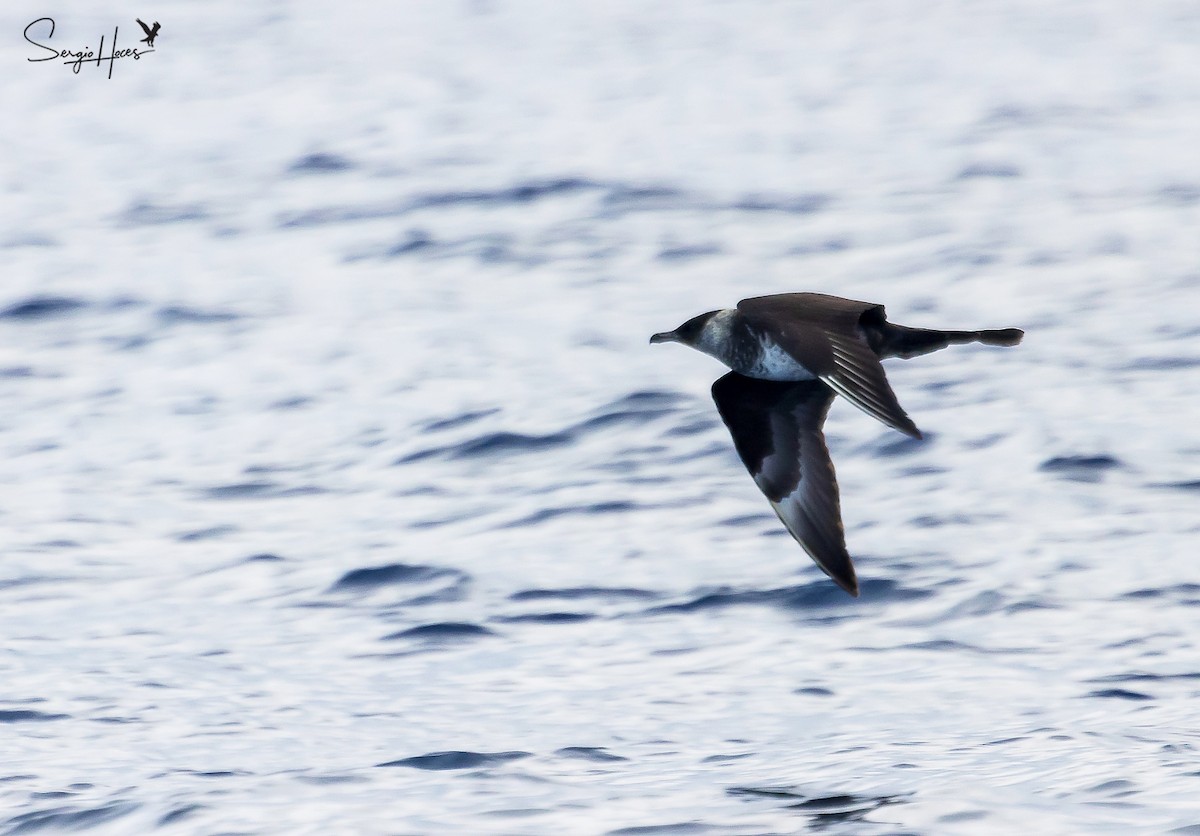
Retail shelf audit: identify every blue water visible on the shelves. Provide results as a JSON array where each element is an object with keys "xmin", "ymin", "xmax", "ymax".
[{"xmin": 3, "ymin": 1, "xmax": 1200, "ymax": 832}]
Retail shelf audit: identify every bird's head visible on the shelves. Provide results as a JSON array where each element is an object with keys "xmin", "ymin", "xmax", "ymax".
[{"xmin": 650, "ymin": 310, "xmax": 719, "ymax": 347}]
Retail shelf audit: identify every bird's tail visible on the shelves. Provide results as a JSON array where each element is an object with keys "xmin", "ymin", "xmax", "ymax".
[
  {"xmin": 971, "ymin": 327, "xmax": 1024, "ymax": 347},
  {"xmin": 871, "ymin": 324, "xmax": 1024, "ymax": 360}
]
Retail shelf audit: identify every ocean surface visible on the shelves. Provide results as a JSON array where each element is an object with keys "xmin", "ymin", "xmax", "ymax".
[{"xmin": 3, "ymin": 1, "xmax": 1200, "ymax": 833}]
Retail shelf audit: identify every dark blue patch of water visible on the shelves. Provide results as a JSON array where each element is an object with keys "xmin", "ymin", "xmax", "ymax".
[
  {"xmin": 386, "ymin": 229, "xmax": 435, "ymax": 256},
  {"xmin": 329, "ymin": 563, "xmax": 461, "ymax": 593},
  {"xmin": 1149, "ymin": 479, "xmax": 1200, "ymax": 491},
  {"xmin": 0, "ymin": 710, "xmax": 69, "ymax": 723},
  {"xmin": 0, "ymin": 233, "xmax": 57, "ymax": 248},
  {"xmin": 1120, "ymin": 583, "xmax": 1200, "ymax": 599},
  {"xmin": 156, "ymin": 305, "xmax": 241, "ymax": 324},
  {"xmin": 280, "ymin": 178, "xmax": 599, "ymax": 228},
  {"xmin": 118, "ymin": 201, "xmax": 209, "ymax": 226},
  {"xmin": 200, "ymin": 481, "xmax": 327, "ymax": 500},
  {"xmin": 175, "ymin": 525, "xmax": 237, "ymax": 542},
  {"xmin": 381, "ymin": 622, "xmax": 494, "ymax": 642},
  {"xmin": 957, "ymin": 162, "xmax": 1021, "ymax": 179},
  {"xmin": 157, "ymin": 804, "xmax": 204, "ymax": 826},
  {"xmin": 1127, "ymin": 355, "xmax": 1200, "ymax": 371},
  {"xmin": 396, "ymin": 430, "xmax": 574, "ymax": 463},
  {"xmin": 421, "ymin": 409, "xmax": 501, "ymax": 433},
  {"xmin": 270, "ymin": 396, "xmax": 313, "ymax": 410},
  {"xmin": 555, "ymin": 746, "xmax": 628, "ymax": 762},
  {"xmin": 0, "ymin": 296, "xmax": 87, "ymax": 320},
  {"xmin": 787, "ymin": 237, "xmax": 852, "ymax": 256},
  {"xmin": 868, "ymin": 431, "xmax": 933, "ymax": 457},
  {"xmin": 1159, "ymin": 183, "xmax": 1200, "ymax": 205},
  {"xmin": 0, "ymin": 365, "xmax": 36, "ymax": 378},
  {"xmin": 662, "ymin": 417, "xmax": 719, "ymax": 437},
  {"xmin": 288, "ymin": 153, "xmax": 355, "ymax": 174},
  {"xmin": 410, "ymin": 178, "xmax": 597, "ymax": 211},
  {"xmin": 243, "ymin": 553, "xmax": 285, "ymax": 563},
  {"xmin": 606, "ymin": 823, "xmax": 712, "ymax": 835},
  {"xmin": 719, "ymin": 513, "xmax": 774, "ymax": 527},
  {"xmin": 600, "ymin": 184, "xmax": 686, "ymax": 214},
  {"xmin": 657, "ymin": 243, "xmax": 722, "ymax": 262},
  {"xmin": 377, "ymin": 751, "xmax": 530, "ymax": 770},
  {"xmin": 1085, "ymin": 688, "xmax": 1154, "ymax": 701},
  {"xmin": 732, "ymin": 193, "xmax": 830, "ymax": 214},
  {"xmin": 500, "ymin": 501, "xmax": 639, "ymax": 528},
  {"xmin": 647, "ymin": 579, "xmax": 929, "ymax": 615},
  {"xmin": 4, "ymin": 801, "xmax": 139, "ymax": 833},
  {"xmin": 510, "ymin": 587, "xmax": 660, "ymax": 603},
  {"xmin": 1040, "ymin": 454, "xmax": 1123, "ymax": 481},
  {"xmin": 495, "ymin": 612, "xmax": 595, "ymax": 624}
]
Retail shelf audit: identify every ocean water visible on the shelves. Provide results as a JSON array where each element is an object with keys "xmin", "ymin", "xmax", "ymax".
[{"xmin": 3, "ymin": 1, "xmax": 1200, "ymax": 833}]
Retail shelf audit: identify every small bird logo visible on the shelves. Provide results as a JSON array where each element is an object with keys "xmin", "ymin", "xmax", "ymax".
[{"xmin": 136, "ymin": 18, "xmax": 160, "ymax": 47}]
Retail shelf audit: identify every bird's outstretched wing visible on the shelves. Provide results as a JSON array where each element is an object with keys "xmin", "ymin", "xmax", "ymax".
[
  {"xmin": 136, "ymin": 18, "xmax": 153, "ymax": 36},
  {"xmin": 822, "ymin": 327, "xmax": 921, "ymax": 439},
  {"xmin": 711, "ymin": 372, "xmax": 858, "ymax": 596},
  {"xmin": 737, "ymin": 293, "xmax": 921, "ymax": 439}
]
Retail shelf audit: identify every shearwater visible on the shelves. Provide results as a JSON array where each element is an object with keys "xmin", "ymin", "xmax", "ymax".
[{"xmin": 651, "ymin": 292, "xmax": 1023, "ymax": 596}]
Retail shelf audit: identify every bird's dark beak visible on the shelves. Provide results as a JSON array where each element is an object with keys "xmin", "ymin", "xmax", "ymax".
[{"xmin": 649, "ymin": 331, "xmax": 678, "ymax": 345}]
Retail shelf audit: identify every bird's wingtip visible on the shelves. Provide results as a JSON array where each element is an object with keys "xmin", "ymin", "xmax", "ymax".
[
  {"xmin": 834, "ymin": 574, "xmax": 860, "ymax": 597},
  {"xmin": 899, "ymin": 420, "xmax": 923, "ymax": 440},
  {"xmin": 828, "ymin": 565, "xmax": 859, "ymax": 597}
]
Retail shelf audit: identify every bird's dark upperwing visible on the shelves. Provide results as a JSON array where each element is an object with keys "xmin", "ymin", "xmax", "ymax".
[
  {"xmin": 136, "ymin": 18, "xmax": 153, "ymax": 36},
  {"xmin": 737, "ymin": 293, "xmax": 921, "ymax": 439},
  {"xmin": 711, "ymin": 372, "xmax": 858, "ymax": 596}
]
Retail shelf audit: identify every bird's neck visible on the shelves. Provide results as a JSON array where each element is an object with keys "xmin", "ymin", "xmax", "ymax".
[
  {"xmin": 696, "ymin": 309, "xmax": 751, "ymax": 369},
  {"xmin": 699, "ymin": 309, "xmax": 817, "ymax": 381}
]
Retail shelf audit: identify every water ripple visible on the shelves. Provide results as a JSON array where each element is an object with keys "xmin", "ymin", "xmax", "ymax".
[
  {"xmin": 647, "ymin": 579, "xmax": 929, "ymax": 616},
  {"xmin": 1085, "ymin": 688, "xmax": 1155, "ymax": 701},
  {"xmin": 555, "ymin": 746, "xmax": 629, "ymax": 763},
  {"xmin": 510, "ymin": 587, "xmax": 661, "ymax": 603},
  {"xmin": 377, "ymin": 751, "xmax": 530, "ymax": 770},
  {"xmin": 288, "ymin": 152, "xmax": 355, "ymax": 174},
  {"xmin": 0, "ymin": 710, "xmax": 70, "ymax": 723},
  {"xmin": 328, "ymin": 563, "xmax": 463, "ymax": 593},
  {"xmin": 381, "ymin": 622, "xmax": 495, "ymax": 643},
  {"xmin": 4, "ymin": 801, "xmax": 139, "ymax": 833},
  {"xmin": 0, "ymin": 296, "xmax": 87, "ymax": 321},
  {"xmin": 1039, "ymin": 455, "xmax": 1123, "ymax": 482}
]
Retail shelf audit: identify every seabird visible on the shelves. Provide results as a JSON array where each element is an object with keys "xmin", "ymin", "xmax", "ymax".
[{"xmin": 651, "ymin": 292, "xmax": 1022, "ymax": 596}]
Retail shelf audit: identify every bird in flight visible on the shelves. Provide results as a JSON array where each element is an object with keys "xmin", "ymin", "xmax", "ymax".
[
  {"xmin": 136, "ymin": 19, "xmax": 160, "ymax": 47},
  {"xmin": 651, "ymin": 292, "xmax": 1022, "ymax": 596}
]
